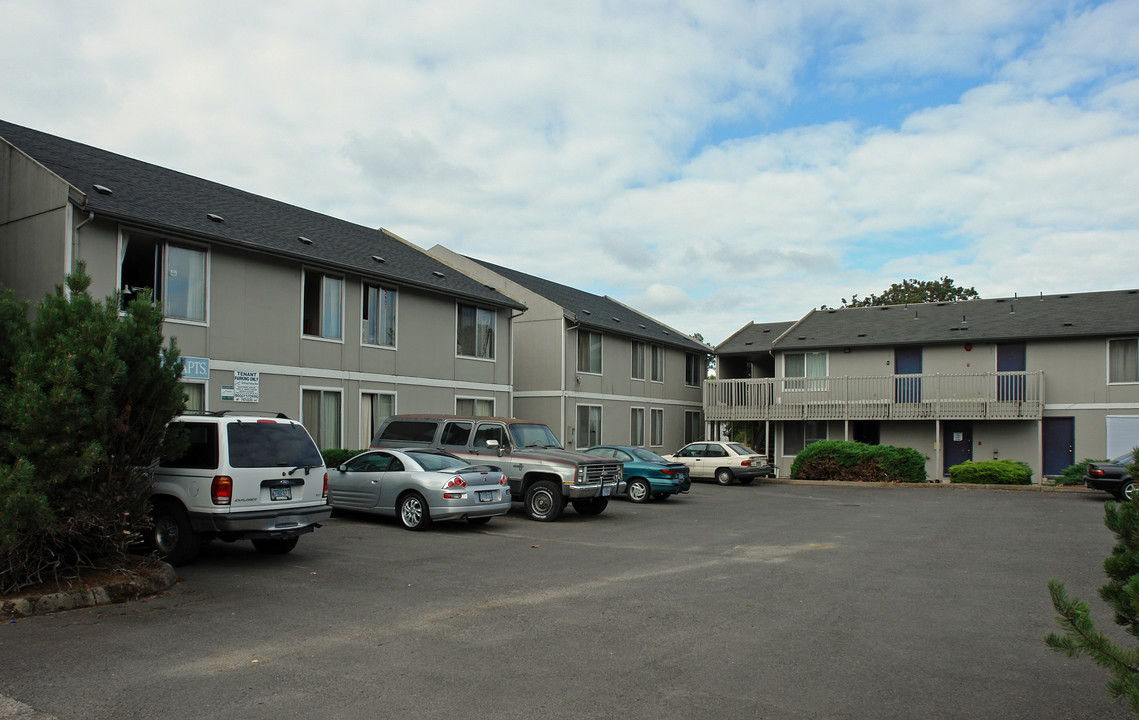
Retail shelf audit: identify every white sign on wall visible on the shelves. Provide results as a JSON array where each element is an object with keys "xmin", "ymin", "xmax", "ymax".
[{"xmin": 233, "ymin": 371, "xmax": 260, "ymax": 403}]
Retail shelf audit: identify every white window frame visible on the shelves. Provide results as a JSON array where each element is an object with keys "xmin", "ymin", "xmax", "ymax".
[
  {"xmin": 630, "ymin": 407, "xmax": 645, "ymax": 447},
  {"xmin": 301, "ymin": 386, "xmax": 343, "ymax": 450},
  {"xmin": 783, "ymin": 351, "xmax": 828, "ymax": 391},
  {"xmin": 118, "ymin": 231, "xmax": 209, "ymax": 325},
  {"xmin": 631, "ymin": 341, "xmax": 646, "ymax": 381},
  {"xmin": 457, "ymin": 303, "xmax": 496, "ymax": 360},
  {"xmin": 360, "ymin": 390, "xmax": 396, "ymax": 448},
  {"xmin": 576, "ymin": 404, "xmax": 603, "ymax": 449},
  {"xmin": 1108, "ymin": 338, "xmax": 1139, "ymax": 385},
  {"xmin": 456, "ymin": 396, "xmax": 495, "ymax": 417},
  {"xmin": 578, "ymin": 330, "xmax": 603, "ymax": 375},
  {"xmin": 650, "ymin": 408, "xmax": 664, "ymax": 448},
  {"xmin": 651, "ymin": 345, "xmax": 664, "ymax": 383},
  {"xmin": 181, "ymin": 381, "xmax": 207, "ymax": 412},
  {"xmin": 362, "ymin": 283, "xmax": 398, "ymax": 349},
  {"xmin": 302, "ymin": 268, "xmax": 344, "ymax": 342}
]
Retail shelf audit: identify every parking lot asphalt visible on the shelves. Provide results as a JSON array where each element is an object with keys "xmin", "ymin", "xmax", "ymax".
[{"xmin": 0, "ymin": 482, "xmax": 1132, "ymax": 720}]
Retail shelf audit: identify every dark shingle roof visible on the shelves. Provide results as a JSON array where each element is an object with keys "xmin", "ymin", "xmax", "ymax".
[
  {"xmin": 0, "ymin": 120, "xmax": 523, "ymax": 310},
  {"xmin": 470, "ymin": 258, "xmax": 709, "ymax": 352},
  {"xmin": 716, "ymin": 321, "xmax": 798, "ymax": 354},
  {"xmin": 773, "ymin": 290, "xmax": 1139, "ymax": 351}
]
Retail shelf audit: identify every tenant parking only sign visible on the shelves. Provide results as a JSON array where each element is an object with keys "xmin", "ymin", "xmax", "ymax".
[{"xmin": 233, "ymin": 371, "xmax": 260, "ymax": 403}]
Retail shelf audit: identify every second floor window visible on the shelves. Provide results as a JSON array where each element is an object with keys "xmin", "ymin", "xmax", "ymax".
[
  {"xmin": 1110, "ymin": 339, "xmax": 1139, "ymax": 383},
  {"xmin": 120, "ymin": 236, "xmax": 207, "ymax": 322},
  {"xmin": 579, "ymin": 330, "xmax": 602, "ymax": 373},
  {"xmin": 685, "ymin": 353, "xmax": 703, "ymax": 386},
  {"xmin": 302, "ymin": 270, "xmax": 343, "ymax": 340},
  {"xmin": 651, "ymin": 345, "xmax": 664, "ymax": 382},
  {"xmin": 784, "ymin": 352, "xmax": 827, "ymax": 390},
  {"xmin": 457, "ymin": 304, "xmax": 495, "ymax": 359},
  {"xmin": 362, "ymin": 283, "xmax": 397, "ymax": 346},
  {"xmin": 631, "ymin": 341, "xmax": 645, "ymax": 380}
]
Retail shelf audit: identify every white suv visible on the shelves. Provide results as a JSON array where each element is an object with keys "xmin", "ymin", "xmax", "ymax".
[{"xmin": 149, "ymin": 411, "xmax": 331, "ymax": 565}]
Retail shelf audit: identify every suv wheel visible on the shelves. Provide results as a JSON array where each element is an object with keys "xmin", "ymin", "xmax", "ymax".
[
  {"xmin": 252, "ymin": 537, "xmax": 299, "ymax": 555},
  {"xmin": 152, "ymin": 501, "xmax": 201, "ymax": 566},
  {"xmin": 525, "ymin": 480, "xmax": 563, "ymax": 522}
]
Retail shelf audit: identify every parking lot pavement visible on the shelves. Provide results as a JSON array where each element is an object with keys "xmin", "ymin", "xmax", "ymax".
[{"xmin": 0, "ymin": 483, "xmax": 1133, "ymax": 720}]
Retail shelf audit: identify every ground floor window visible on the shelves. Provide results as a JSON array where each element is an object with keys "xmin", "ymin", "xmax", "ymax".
[
  {"xmin": 650, "ymin": 408, "xmax": 664, "ymax": 447},
  {"xmin": 577, "ymin": 405, "xmax": 602, "ymax": 448},
  {"xmin": 456, "ymin": 397, "xmax": 494, "ymax": 417},
  {"xmin": 684, "ymin": 411, "xmax": 702, "ymax": 444},
  {"xmin": 182, "ymin": 382, "xmax": 205, "ymax": 411},
  {"xmin": 361, "ymin": 392, "xmax": 394, "ymax": 447},
  {"xmin": 630, "ymin": 407, "xmax": 645, "ymax": 446},
  {"xmin": 303, "ymin": 388, "xmax": 341, "ymax": 450},
  {"xmin": 784, "ymin": 420, "xmax": 827, "ymax": 455}
]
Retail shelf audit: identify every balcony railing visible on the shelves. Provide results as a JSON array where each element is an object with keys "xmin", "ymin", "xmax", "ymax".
[{"xmin": 704, "ymin": 371, "xmax": 1044, "ymax": 422}]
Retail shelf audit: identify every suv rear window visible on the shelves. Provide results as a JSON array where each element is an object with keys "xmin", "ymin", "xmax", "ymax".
[
  {"xmin": 161, "ymin": 422, "xmax": 219, "ymax": 469},
  {"xmin": 226, "ymin": 422, "xmax": 323, "ymax": 468},
  {"xmin": 378, "ymin": 420, "xmax": 438, "ymax": 444}
]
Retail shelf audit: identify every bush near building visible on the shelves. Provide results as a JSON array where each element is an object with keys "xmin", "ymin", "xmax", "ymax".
[
  {"xmin": 1056, "ymin": 459, "xmax": 1099, "ymax": 486},
  {"xmin": 948, "ymin": 459, "xmax": 1032, "ymax": 485},
  {"xmin": 790, "ymin": 440, "xmax": 927, "ymax": 483},
  {"xmin": 321, "ymin": 449, "xmax": 367, "ymax": 468}
]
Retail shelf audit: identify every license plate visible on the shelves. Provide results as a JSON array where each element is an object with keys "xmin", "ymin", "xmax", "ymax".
[
  {"xmin": 478, "ymin": 490, "xmax": 494, "ymax": 503},
  {"xmin": 602, "ymin": 486, "xmax": 612, "ymax": 496},
  {"xmin": 270, "ymin": 486, "xmax": 292, "ymax": 501}
]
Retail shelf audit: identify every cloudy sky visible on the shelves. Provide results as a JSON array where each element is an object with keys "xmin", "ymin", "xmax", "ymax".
[{"xmin": 3, "ymin": 1, "xmax": 1137, "ymax": 345}]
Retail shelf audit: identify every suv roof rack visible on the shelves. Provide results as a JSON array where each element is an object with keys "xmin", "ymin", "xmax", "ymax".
[{"xmin": 180, "ymin": 410, "xmax": 291, "ymax": 419}]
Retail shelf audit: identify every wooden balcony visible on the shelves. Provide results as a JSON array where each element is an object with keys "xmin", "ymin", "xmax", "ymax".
[{"xmin": 704, "ymin": 372, "xmax": 1044, "ymax": 422}]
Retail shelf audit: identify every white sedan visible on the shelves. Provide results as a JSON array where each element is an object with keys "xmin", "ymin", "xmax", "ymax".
[
  {"xmin": 328, "ymin": 448, "xmax": 511, "ymax": 530},
  {"xmin": 663, "ymin": 442, "xmax": 776, "ymax": 486}
]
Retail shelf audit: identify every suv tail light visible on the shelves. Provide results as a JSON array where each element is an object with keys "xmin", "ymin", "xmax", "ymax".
[
  {"xmin": 322, "ymin": 472, "xmax": 329, "ymax": 499},
  {"xmin": 211, "ymin": 475, "xmax": 233, "ymax": 505}
]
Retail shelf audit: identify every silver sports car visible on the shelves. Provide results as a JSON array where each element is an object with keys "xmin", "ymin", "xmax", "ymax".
[{"xmin": 328, "ymin": 448, "xmax": 511, "ymax": 530}]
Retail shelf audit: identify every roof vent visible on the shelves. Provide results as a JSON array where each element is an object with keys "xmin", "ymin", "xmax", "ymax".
[
  {"xmin": 639, "ymin": 324, "xmax": 646, "ymax": 329},
  {"xmin": 432, "ymin": 271, "xmax": 445, "ymax": 278},
  {"xmin": 857, "ymin": 333, "xmax": 867, "ymax": 337},
  {"xmin": 371, "ymin": 255, "xmax": 386, "ymax": 264},
  {"xmin": 582, "ymin": 310, "xmax": 592, "ymax": 315},
  {"xmin": 612, "ymin": 317, "xmax": 621, "ymax": 323},
  {"xmin": 663, "ymin": 331, "xmax": 670, "ymax": 335},
  {"xmin": 797, "ymin": 336, "xmax": 806, "ymax": 340},
  {"xmin": 1063, "ymin": 322, "xmax": 1073, "ymax": 327},
  {"xmin": 744, "ymin": 341, "xmax": 754, "ymax": 346},
  {"xmin": 762, "ymin": 329, "xmax": 771, "ymax": 333},
  {"xmin": 207, "ymin": 213, "xmax": 225, "ymax": 223},
  {"xmin": 93, "ymin": 184, "xmax": 113, "ymax": 196},
  {"xmin": 298, "ymin": 236, "xmax": 314, "ymax": 246}
]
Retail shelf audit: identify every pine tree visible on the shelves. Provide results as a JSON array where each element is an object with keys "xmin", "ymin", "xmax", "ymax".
[{"xmin": 1046, "ymin": 492, "xmax": 1139, "ymax": 716}]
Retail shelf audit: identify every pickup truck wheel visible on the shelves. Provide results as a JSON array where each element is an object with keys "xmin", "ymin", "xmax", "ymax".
[
  {"xmin": 715, "ymin": 468, "xmax": 734, "ymax": 486},
  {"xmin": 252, "ymin": 537, "xmax": 299, "ymax": 555},
  {"xmin": 525, "ymin": 480, "xmax": 563, "ymax": 522},
  {"xmin": 1119, "ymin": 480, "xmax": 1136, "ymax": 502},
  {"xmin": 626, "ymin": 478, "xmax": 651, "ymax": 503},
  {"xmin": 399, "ymin": 492, "xmax": 433, "ymax": 530},
  {"xmin": 571, "ymin": 497, "xmax": 609, "ymax": 516},
  {"xmin": 152, "ymin": 502, "xmax": 201, "ymax": 566}
]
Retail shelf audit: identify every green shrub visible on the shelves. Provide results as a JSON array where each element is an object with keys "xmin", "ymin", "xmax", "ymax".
[
  {"xmin": 1055, "ymin": 459, "xmax": 1100, "ymax": 486},
  {"xmin": 948, "ymin": 459, "xmax": 1032, "ymax": 485},
  {"xmin": 322, "ymin": 449, "xmax": 367, "ymax": 468},
  {"xmin": 790, "ymin": 440, "xmax": 927, "ymax": 483}
]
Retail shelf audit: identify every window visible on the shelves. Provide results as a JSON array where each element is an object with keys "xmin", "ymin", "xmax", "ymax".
[
  {"xmin": 630, "ymin": 408, "xmax": 645, "ymax": 446},
  {"xmin": 457, "ymin": 304, "xmax": 495, "ymax": 359},
  {"xmin": 120, "ymin": 236, "xmax": 207, "ymax": 322},
  {"xmin": 631, "ymin": 341, "xmax": 645, "ymax": 380},
  {"xmin": 182, "ymin": 382, "xmax": 205, "ymax": 412},
  {"xmin": 785, "ymin": 420, "xmax": 827, "ymax": 455},
  {"xmin": 650, "ymin": 409, "xmax": 664, "ymax": 447},
  {"xmin": 302, "ymin": 388, "xmax": 341, "ymax": 450},
  {"xmin": 1110, "ymin": 339, "xmax": 1139, "ymax": 383},
  {"xmin": 160, "ymin": 422, "xmax": 218, "ymax": 469},
  {"xmin": 361, "ymin": 392, "xmax": 394, "ymax": 447},
  {"xmin": 651, "ymin": 345, "xmax": 664, "ymax": 382},
  {"xmin": 685, "ymin": 353, "xmax": 703, "ymax": 387},
  {"xmin": 456, "ymin": 397, "xmax": 494, "ymax": 416},
  {"xmin": 440, "ymin": 421, "xmax": 473, "ymax": 446},
  {"xmin": 362, "ymin": 284, "xmax": 397, "ymax": 347},
  {"xmin": 302, "ymin": 270, "xmax": 343, "ymax": 340},
  {"xmin": 579, "ymin": 330, "xmax": 602, "ymax": 374},
  {"xmin": 784, "ymin": 352, "xmax": 827, "ymax": 391},
  {"xmin": 577, "ymin": 405, "xmax": 602, "ymax": 448},
  {"xmin": 684, "ymin": 411, "xmax": 702, "ymax": 444}
]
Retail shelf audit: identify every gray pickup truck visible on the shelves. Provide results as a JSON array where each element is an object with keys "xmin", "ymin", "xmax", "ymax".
[{"xmin": 371, "ymin": 414, "xmax": 623, "ymax": 521}]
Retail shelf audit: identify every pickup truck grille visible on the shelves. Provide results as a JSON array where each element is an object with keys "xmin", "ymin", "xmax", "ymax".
[{"xmin": 582, "ymin": 463, "xmax": 622, "ymax": 484}]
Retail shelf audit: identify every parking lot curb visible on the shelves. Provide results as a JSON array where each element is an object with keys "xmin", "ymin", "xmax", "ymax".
[
  {"xmin": 763, "ymin": 478, "xmax": 1100, "ymax": 493},
  {"xmin": 1, "ymin": 561, "xmax": 177, "ymax": 620}
]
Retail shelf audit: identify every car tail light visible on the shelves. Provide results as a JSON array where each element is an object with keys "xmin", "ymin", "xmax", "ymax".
[
  {"xmin": 741, "ymin": 459, "xmax": 751, "ymax": 467},
  {"xmin": 443, "ymin": 477, "xmax": 467, "ymax": 490},
  {"xmin": 211, "ymin": 475, "xmax": 233, "ymax": 505},
  {"xmin": 660, "ymin": 468, "xmax": 677, "ymax": 475},
  {"xmin": 322, "ymin": 472, "xmax": 328, "ymax": 499},
  {"xmin": 499, "ymin": 476, "xmax": 508, "ymax": 486},
  {"xmin": 1089, "ymin": 467, "xmax": 1105, "ymax": 477}
]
